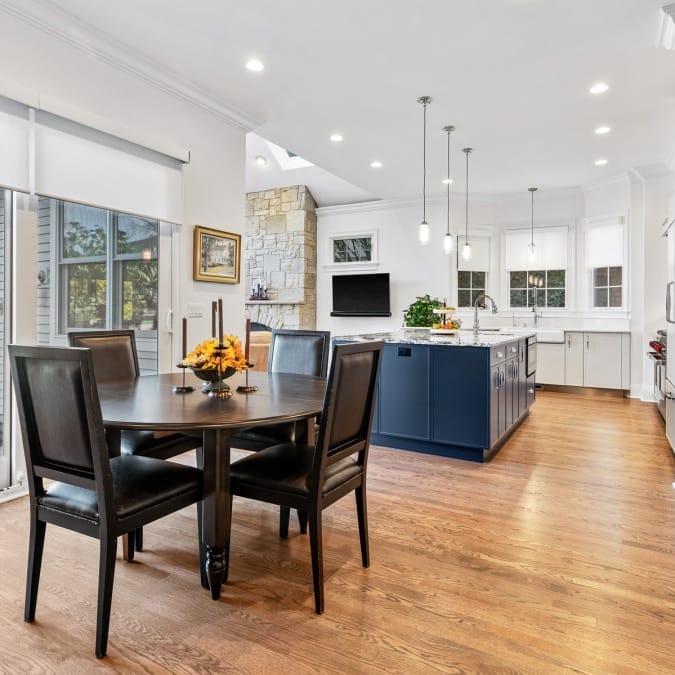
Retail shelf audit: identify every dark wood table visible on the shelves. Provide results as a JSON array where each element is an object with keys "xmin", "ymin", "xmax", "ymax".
[{"xmin": 97, "ymin": 369, "xmax": 326, "ymax": 599}]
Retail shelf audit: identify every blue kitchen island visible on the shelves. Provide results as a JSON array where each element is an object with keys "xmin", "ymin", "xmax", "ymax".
[{"xmin": 336, "ymin": 330, "xmax": 537, "ymax": 462}]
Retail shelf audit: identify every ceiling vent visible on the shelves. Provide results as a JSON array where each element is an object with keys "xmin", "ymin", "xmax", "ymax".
[{"xmin": 657, "ymin": 4, "xmax": 675, "ymax": 49}]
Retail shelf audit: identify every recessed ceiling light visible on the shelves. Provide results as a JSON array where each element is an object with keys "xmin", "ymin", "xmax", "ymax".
[
  {"xmin": 370, "ymin": 161, "xmax": 383, "ymax": 168},
  {"xmin": 330, "ymin": 133, "xmax": 343, "ymax": 143},
  {"xmin": 442, "ymin": 178, "xmax": 453, "ymax": 185},
  {"xmin": 595, "ymin": 126, "xmax": 611, "ymax": 135},
  {"xmin": 246, "ymin": 59, "xmax": 264, "ymax": 72},
  {"xmin": 589, "ymin": 82, "xmax": 609, "ymax": 94},
  {"xmin": 594, "ymin": 158, "xmax": 608, "ymax": 166},
  {"xmin": 255, "ymin": 155, "xmax": 267, "ymax": 166}
]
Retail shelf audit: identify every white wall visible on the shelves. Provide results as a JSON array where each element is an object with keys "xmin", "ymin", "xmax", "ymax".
[{"xmin": 0, "ymin": 10, "xmax": 248, "ymax": 363}]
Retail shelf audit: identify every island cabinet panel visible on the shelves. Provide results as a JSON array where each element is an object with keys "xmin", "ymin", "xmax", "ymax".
[
  {"xmin": 378, "ymin": 343, "xmax": 430, "ymax": 439},
  {"xmin": 431, "ymin": 346, "xmax": 490, "ymax": 448}
]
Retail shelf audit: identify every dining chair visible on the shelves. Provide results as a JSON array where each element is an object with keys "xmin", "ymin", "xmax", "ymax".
[
  {"xmin": 68, "ymin": 330, "xmax": 202, "ymax": 554},
  {"xmin": 227, "ymin": 339, "xmax": 383, "ymax": 614},
  {"xmin": 8, "ymin": 344, "xmax": 204, "ymax": 659},
  {"xmin": 231, "ymin": 328, "xmax": 331, "ymax": 452}
]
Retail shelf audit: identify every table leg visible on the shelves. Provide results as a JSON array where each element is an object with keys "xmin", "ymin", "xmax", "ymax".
[{"xmin": 199, "ymin": 428, "xmax": 231, "ymax": 600}]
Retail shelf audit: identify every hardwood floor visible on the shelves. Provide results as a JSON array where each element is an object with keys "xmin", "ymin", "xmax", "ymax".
[{"xmin": 0, "ymin": 390, "xmax": 673, "ymax": 673}]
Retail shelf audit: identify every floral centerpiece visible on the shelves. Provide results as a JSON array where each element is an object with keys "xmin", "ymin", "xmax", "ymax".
[{"xmin": 182, "ymin": 335, "xmax": 248, "ymax": 393}]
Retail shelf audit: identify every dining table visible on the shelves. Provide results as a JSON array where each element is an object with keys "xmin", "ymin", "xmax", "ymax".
[{"xmin": 97, "ymin": 369, "xmax": 326, "ymax": 600}]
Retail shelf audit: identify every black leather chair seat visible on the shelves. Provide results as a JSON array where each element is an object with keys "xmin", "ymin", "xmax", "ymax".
[
  {"xmin": 41, "ymin": 456, "xmax": 202, "ymax": 522},
  {"xmin": 121, "ymin": 430, "xmax": 200, "ymax": 460},
  {"xmin": 230, "ymin": 443, "xmax": 360, "ymax": 497}
]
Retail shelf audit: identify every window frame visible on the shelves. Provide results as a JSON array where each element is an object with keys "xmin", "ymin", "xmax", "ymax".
[
  {"xmin": 457, "ymin": 270, "xmax": 488, "ymax": 308},
  {"xmin": 507, "ymin": 269, "xmax": 567, "ymax": 309}
]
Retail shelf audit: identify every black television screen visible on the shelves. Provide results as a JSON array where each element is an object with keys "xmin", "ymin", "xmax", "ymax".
[{"xmin": 331, "ymin": 273, "xmax": 391, "ymax": 317}]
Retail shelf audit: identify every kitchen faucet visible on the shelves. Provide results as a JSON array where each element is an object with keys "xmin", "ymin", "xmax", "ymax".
[
  {"xmin": 531, "ymin": 290, "xmax": 542, "ymax": 326},
  {"xmin": 473, "ymin": 294, "xmax": 498, "ymax": 334}
]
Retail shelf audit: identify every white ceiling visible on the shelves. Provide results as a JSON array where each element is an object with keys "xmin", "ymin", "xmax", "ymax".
[{"xmin": 27, "ymin": 0, "xmax": 675, "ymax": 205}]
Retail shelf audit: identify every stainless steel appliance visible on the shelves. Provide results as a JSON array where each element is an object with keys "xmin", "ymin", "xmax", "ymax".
[
  {"xmin": 648, "ymin": 330, "xmax": 666, "ymax": 420},
  {"xmin": 526, "ymin": 335, "xmax": 537, "ymax": 377}
]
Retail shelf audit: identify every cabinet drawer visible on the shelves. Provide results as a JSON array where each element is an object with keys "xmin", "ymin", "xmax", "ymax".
[{"xmin": 491, "ymin": 345, "xmax": 508, "ymax": 365}]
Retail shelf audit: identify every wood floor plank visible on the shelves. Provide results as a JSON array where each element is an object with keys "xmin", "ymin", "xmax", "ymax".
[{"xmin": 0, "ymin": 390, "xmax": 673, "ymax": 672}]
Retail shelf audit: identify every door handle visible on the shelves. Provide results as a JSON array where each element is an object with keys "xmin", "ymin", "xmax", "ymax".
[{"xmin": 166, "ymin": 309, "xmax": 174, "ymax": 334}]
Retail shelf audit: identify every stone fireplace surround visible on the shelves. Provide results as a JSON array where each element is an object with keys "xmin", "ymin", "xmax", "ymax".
[{"xmin": 244, "ymin": 185, "xmax": 317, "ymax": 330}]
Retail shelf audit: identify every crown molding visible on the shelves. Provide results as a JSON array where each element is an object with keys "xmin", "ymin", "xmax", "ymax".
[{"xmin": 0, "ymin": 0, "xmax": 261, "ymax": 131}]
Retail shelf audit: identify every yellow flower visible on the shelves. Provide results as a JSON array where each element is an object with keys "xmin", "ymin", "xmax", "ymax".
[{"xmin": 182, "ymin": 335, "xmax": 248, "ymax": 371}]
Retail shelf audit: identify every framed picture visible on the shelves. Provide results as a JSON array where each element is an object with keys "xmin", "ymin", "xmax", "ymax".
[
  {"xmin": 193, "ymin": 226, "xmax": 241, "ymax": 284},
  {"xmin": 325, "ymin": 230, "xmax": 378, "ymax": 270}
]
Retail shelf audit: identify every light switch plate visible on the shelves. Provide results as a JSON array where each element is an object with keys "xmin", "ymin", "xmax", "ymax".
[{"xmin": 187, "ymin": 303, "xmax": 204, "ymax": 318}]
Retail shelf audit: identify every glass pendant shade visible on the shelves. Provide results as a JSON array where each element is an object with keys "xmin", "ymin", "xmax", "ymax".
[
  {"xmin": 418, "ymin": 221, "xmax": 430, "ymax": 244},
  {"xmin": 462, "ymin": 242, "xmax": 472, "ymax": 260},
  {"xmin": 527, "ymin": 241, "xmax": 537, "ymax": 262},
  {"xmin": 443, "ymin": 232, "xmax": 454, "ymax": 254}
]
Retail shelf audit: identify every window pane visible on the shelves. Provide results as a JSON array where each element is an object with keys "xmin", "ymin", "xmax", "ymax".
[
  {"xmin": 594, "ymin": 287, "xmax": 608, "ymax": 307},
  {"xmin": 593, "ymin": 267, "xmax": 608, "ymax": 286},
  {"xmin": 528, "ymin": 271, "xmax": 544, "ymax": 287},
  {"xmin": 62, "ymin": 204, "xmax": 107, "ymax": 258},
  {"xmin": 457, "ymin": 271, "xmax": 471, "ymax": 288},
  {"xmin": 609, "ymin": 266, "xmax": 622, "ymax": 286},
  {"xmin": 609, "ymin": 287, "xmax": 622, "ymax": 307},
  {"xmin": 471, "ymin": 289, "xmax": 485, "ymax": 306},
  {"xmin": 66, "ymin": 263, "xmax": 106, "ymax": 328},
  {"xmin": 116, "ymin": 215, "xmax": 158, "ymax": 256},
  {"xmin": 457, "ymin": 290, "xmax": 471, "ymax": 307},
  {"xmin": 510, "ymin": 290, "xmax": 526, "ymax": 307},
  {"xmin": 547, "ymin": 289, "xmax": 565, "ymax": 308},
  {"xmin": 472, "ymin": 271, "xmax": 486, "ymax": 287},
  {"xmin": 535, "ymin": 288, "xmax": 546, "ymax": 307},
  {"xmin": 121, "ymin": 260, "xmax": 158, "ymax": 330},
  {"xmin": 547, "ymin": 269, "xmax": 565, "ymax": 288},
  {"xmin": 510, "ymin": 271, "xmax": 526, "ymax": 288}
]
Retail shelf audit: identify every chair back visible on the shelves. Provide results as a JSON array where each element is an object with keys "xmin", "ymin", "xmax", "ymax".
[
  {"xmin": 68, "ymin": 330, "xmax": 139, "ymax": 383},
  {"xmin": 268, "ymin": 329, "xmax": 331, "ymax": 377},
  {"xmin": 8, "ymin": 345, "xmax": 112, "ymax": 505},
  {"xmin": 313, "ymin": 341, "xmax": 383, "ymax": 483}
]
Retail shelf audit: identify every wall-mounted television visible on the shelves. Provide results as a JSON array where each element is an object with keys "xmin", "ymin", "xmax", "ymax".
[{"xmin": 331, "ymin": 272, "xmax": 391, "ymax": 317}]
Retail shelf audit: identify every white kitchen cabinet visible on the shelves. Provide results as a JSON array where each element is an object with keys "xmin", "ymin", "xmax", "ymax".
[
  {"xmin": 564, "ymin": 332, "xmax": 629, "ymax": 390},
  {"xmin": 536, "ymin": 343, "xmax": 565, "ymax": 385}
]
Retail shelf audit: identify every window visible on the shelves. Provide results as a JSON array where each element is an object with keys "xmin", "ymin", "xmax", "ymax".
[
  {"xmin": 592, "ymin": 266, "xmax": 622, "ymax": 307},
  {"xmin": 586, "ymin": 220, "xmax": 624, "ymax": 309},
  {"xmin": 509, "ymin": 270, "xmax": 566, "ymax": 308},
  {"xmin": 457, "ymin": 271, "xmax": 486, "ymax": 308},
  {"xmin": 58, "ymin": 201, "xmax": 158, "ymax": 333}
]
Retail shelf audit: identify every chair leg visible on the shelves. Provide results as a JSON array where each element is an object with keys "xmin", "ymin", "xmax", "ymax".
[
  {"xmin": 95, "ymin": 535, "xmax": 118, "ymax": 659},
  {"xmin": 134, "ymin": 527, "xmax": 143, "ymax": 551},
  {"xmin": 308, "ymin": 509, "xmax": 324, "ymax": 614},
  {"xmin": 197, "ymin": 500, "xmax": 208, "ymax": 589},
  {"xmin": 279, "ymin": 507, "xmax": 290, "ymax": 539},
  {"xmin": 24, "ymin": 513, "xmax": 46, "ymax": 622},
  {"xmin": 355, "ymin": 486, "xmax": 370, "ymax": 568},
  {"xmin": 297, "ymin": 509, "xmax": 308, "ymax": 534},
  {"xmin": 121, "ymin": 531, "xmax": 135, "ymax": 562}
]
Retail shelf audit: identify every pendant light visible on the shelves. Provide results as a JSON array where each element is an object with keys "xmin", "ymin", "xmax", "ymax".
[
  {"xmin": 417, "ymin": 96, "xmax": 432, "ymax": 245},
  {"xmin": 461, "ymin": 147, "xmax": 473, "ymax": 261},
  {"xmin": 528, "ymin": 187, "xmax": 538, "ymax": 263},
  {"xmin": 442, "ymin": 125, "xmax": 455, "ymax": 254}
]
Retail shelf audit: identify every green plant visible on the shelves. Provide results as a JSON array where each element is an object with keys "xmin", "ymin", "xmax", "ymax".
[{"xmin": 402, "ymin": 294, "xmax": 442, "ymax": 327}]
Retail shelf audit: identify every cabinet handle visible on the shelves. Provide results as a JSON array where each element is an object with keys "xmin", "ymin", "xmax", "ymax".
[
  {"xmin": 528, "ymin": 387, "xmax": 534, "ymax": 394},
  {"xmin": 586, "ymin": 338, "xmax": 590, "ymax": 349},
  {"xmin": 567, "ymin": 338, "xmax": 571, "ymax": 348}
]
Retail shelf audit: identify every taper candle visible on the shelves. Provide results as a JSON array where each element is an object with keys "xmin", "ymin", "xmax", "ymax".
[
  {"xmin": 218, "ymin": 298, "xmax": 223, "ymax": 345},
  {"xmin": 182, "ymin": 317, "xmax": 187, "ymax": 359},
  {"xmin": 245, "ymin": 317, "xmax": 251, "ymax": 362},
  {"xmin": 211, "ymin": 301, "xmax": 217, "ymax": 338}
]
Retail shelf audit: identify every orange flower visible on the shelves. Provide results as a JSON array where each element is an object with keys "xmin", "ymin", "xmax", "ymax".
[{"xmin": 182, "ymin": 335, "xmax": 248, "ymax": 371}]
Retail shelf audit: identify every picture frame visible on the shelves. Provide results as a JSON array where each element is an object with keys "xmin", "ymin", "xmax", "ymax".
[
  {"xmin": 324, "ymin": 229, "xmax": 378, "ymax": 271},
  {"xmin": 193, "ymin": 226, "xmax": 241, "ymax": 284}
]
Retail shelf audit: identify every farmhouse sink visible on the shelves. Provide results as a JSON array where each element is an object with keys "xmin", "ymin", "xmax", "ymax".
[{"xmin": 500, "ymin": 327, "xmax": 565, "ymax": 343}]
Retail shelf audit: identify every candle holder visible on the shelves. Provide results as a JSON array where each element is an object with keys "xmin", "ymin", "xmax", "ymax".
[
  {"xmin": 237, "ymin": 363, "xmax": 258, "ymax": 393},
  {"xmin": 208, "ymin": 344, "xmax": 233, "ymax": 399},
  {"xmin": 173, "ymin": 363, "xmax": 195, "ymax": 393}
]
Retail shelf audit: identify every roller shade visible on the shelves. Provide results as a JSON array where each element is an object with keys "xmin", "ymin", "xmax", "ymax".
[
  {"xmin": 505, "ymin": 226, "xmax": 568, "ymax": 269},
  {"xmin": 458, "ymin": 235, "xmax": 490, "ymax": 271},
  {"xmin": 34, "ymin": 110, "xmax": 183, "ymax": 224},
  {"xmin": 0, "ymin": 95, "xmax": 30, "ymax": 192},
  {"xmin": 586, "ymin": 222, "xmax": 623, "ymax": 268}
]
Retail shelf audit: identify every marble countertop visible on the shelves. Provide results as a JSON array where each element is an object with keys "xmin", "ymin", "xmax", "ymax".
[{"xmin": 334, "ymin": 329, "xmax": 533, "ymax": 348}]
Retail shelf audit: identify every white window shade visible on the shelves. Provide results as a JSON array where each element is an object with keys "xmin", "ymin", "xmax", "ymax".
[
  {"xmin": 586, "ymin": 222, "xmax": 623, "ymax": 268},
  {"xmin": 34, "ymin": 111, "xmax": 183, "ymax": 224},
  {"xmin": 458, "ymin": 235, "xmax": 490, "ymax": 271},
  {"xmin": 505, "ymin": 226, "xmax": 568, "ymax": 269},
  {"xmin": 0, "ymin": 95, "xmax": 30, "ymax": 192}
]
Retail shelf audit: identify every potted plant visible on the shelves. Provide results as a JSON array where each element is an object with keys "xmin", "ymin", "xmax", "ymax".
[{"xmin": 402, "ymin": 294, "xmax": 442, "ymax": 327}]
